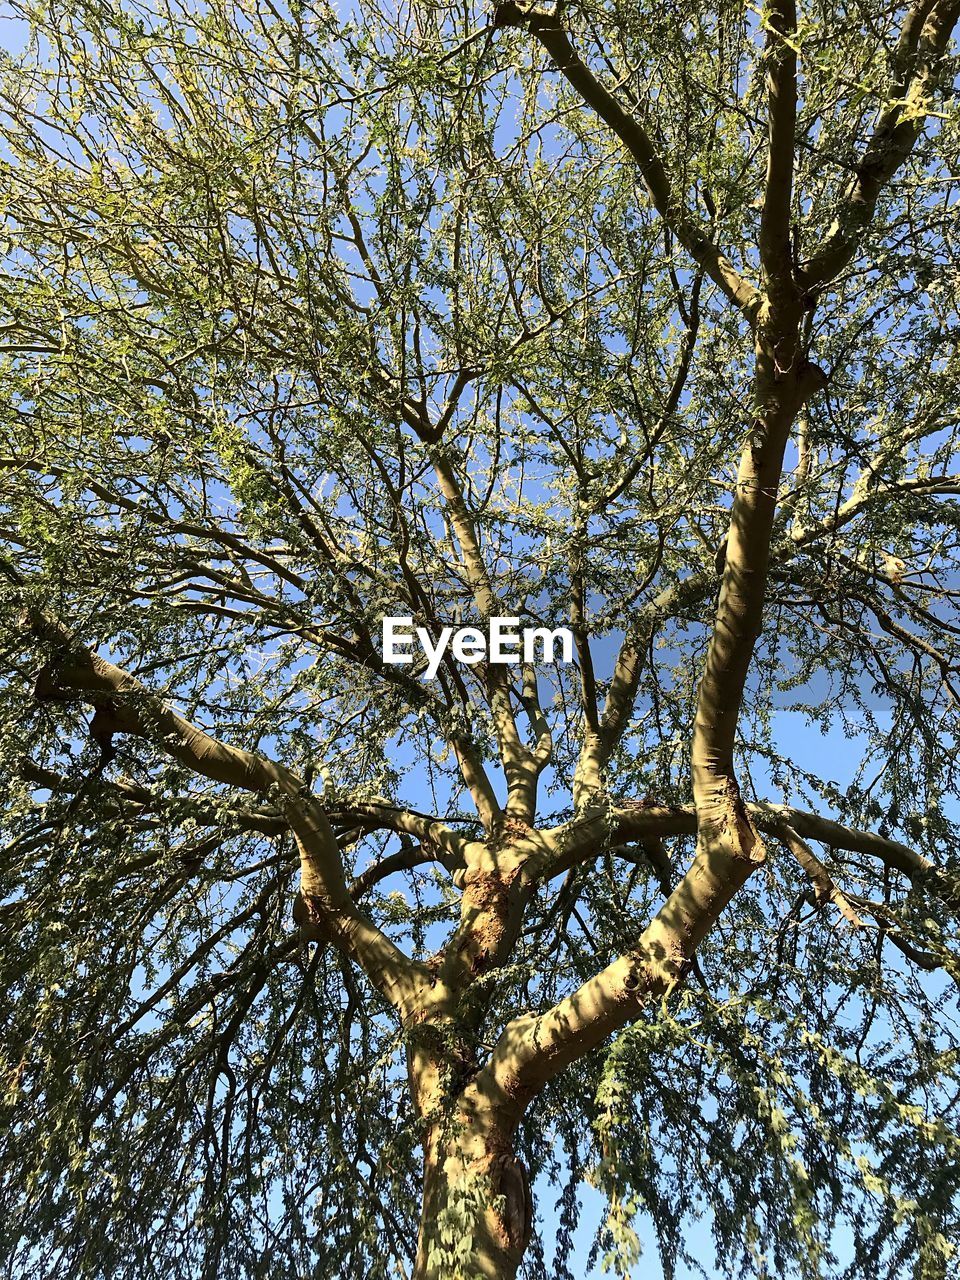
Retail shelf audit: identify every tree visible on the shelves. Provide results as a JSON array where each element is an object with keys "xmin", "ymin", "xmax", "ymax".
[{"xmin": 2, "ymin": 0, "xmax": 960, "ymax": 1275}]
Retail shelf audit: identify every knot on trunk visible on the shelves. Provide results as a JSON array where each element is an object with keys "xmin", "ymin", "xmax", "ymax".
[
  {"xmin": 798, "ymin": 358, "xmax": 828, "ymax": 398},
  {"xmin": 627, "ymin": 940, "xmax": 686, "ymax": 995},
  {"xmin": 698, "ymin": 776, "xmax": 766, "ymax": 865},
  {"xmin": 293, "ymin": 890, "xmax": 337, "ymax": 940},
  {"xmin": 458, "ymin": 868, "xmax": 520, "ymax": 976},
  {"xmin": 33, "ymin": 660, "xmax": 67, "ymax": 703},
  {"xmin": 490, "ymin": 1151, "xmax": 533, "ymax": 1255},
  {"xmin": 492, "ymin": 2, "xmax": 533, "ymax": 29}
]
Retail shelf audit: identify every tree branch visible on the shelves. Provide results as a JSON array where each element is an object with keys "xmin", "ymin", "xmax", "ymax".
[
  {"xmin": 772, "ymin": 820, "xmax": 864, "ymax": 927},
  {"xmin": 470, "ymin": 803, "xmax": 944, "ymax": 1125},
  {"xmin": 467, "ymin": 806, "xmax": 761, "ymax": 1121},
  {"xmin": 759, "ymin": 0, "xmax": 799, "ymax": 296},
  {"xmin": 801, "ymin": 0, "xmax": 960, "ymax": 291},
  {"xmin": 531, "ymin": 799, "xmax": 935, "ymax": 885},
  {"xmin": 430, "ymin": 447, "xmax": 537, "ymax": 823},
  {"xmin": 492, "ymin": 3, "xmax": 762, "ymax": 321},
  {"xmin": 21, "ymin": 606, "xmax": 429, "ymax": 1020}
]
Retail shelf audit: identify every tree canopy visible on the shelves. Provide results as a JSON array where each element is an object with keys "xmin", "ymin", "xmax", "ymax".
[{"xmin": 3, "ymin": 1, "xmax": 960, "ymax": 1277}]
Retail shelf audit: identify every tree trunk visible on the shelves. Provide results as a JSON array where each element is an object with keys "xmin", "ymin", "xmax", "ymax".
[{"xmin": 412, "ymin": 1113, "xmax": 532, "ymax": 1280}]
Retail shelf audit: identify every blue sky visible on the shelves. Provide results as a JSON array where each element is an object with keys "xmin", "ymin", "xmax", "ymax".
[{"xmin": 3, "ymin": 4, "xmax": 955, "ymax": 1276}]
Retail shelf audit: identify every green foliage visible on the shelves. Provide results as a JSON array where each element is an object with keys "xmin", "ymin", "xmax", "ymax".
[
  {"xmin": 426, "ymin": 1171, "xmax": 490, "ymax": 1280},
  {"xmin": 1, "ymin": 1, "xmax": 960, "ymax": 1278}
]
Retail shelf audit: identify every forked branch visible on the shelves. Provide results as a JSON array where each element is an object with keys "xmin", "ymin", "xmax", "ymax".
[
  {"xmin": 22, "ymin": 606, "xmax": 429, "ymax": 1019},
  {"xmin": 801, "ymin": 0, "xmax": 960, "ymax": 290},
  {"xmin": 492, "ymin": 3, "xmax": 762, "ymax": 321}
]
